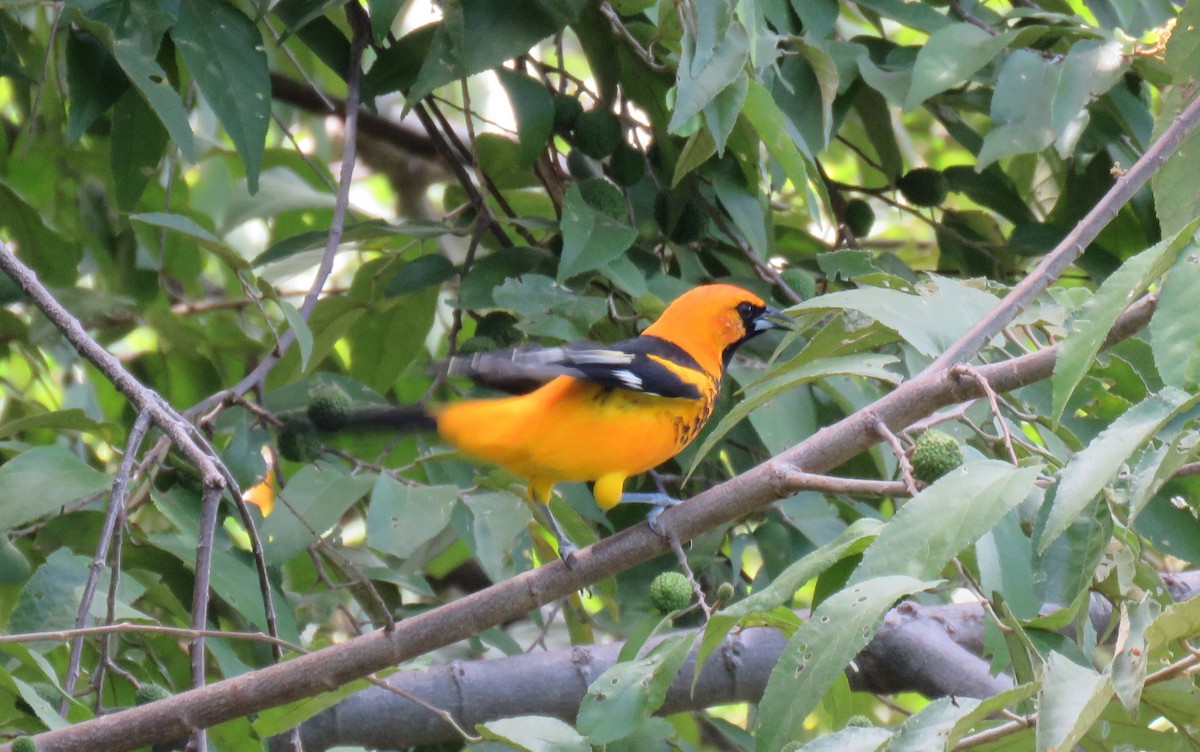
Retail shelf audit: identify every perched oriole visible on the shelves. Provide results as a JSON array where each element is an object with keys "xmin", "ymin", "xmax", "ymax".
[{"xmin": 269, "ymin": 284, "xmax": 788, "ymax": 546}]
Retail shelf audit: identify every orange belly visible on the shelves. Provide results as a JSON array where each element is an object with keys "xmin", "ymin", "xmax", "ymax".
[{"xmin": 434, "ymin": 376, "xmax": 714, "ymax": 483}]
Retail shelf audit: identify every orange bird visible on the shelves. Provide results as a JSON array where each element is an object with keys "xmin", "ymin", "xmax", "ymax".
[{"xmin": 292, "ymin": 284, "xmax": 789, "ymax": 547}]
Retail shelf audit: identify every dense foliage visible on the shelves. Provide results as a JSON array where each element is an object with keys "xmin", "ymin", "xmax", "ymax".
[{"xmin": 1, "ymin": 1, "xmax": 1199, "ymax": 751}]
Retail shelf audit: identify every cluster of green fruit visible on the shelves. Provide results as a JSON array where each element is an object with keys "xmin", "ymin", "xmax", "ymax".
[
  {"xmin": 840, "ymin": 167, "xmax": 948, "ymax": 239},
  {"xmin": 553, "ymin": 93, "xmax": 709, "ymax": 244},
  {"xmin": 275, "ymin": 384, "xmax": 357, "ymax": 463}
]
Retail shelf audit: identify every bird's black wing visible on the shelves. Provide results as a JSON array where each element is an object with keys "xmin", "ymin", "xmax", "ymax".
[{"xmin": 445, "ymin": 336, "xmax": 705, "ymax": 399}]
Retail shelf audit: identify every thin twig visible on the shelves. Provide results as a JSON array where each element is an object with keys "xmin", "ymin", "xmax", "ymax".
[
  {"xmin": 63, "ymin": 412, "xmax": 152, "ymax": 709},
  {"xmin": 951, "ymin": 364, "xmax": 1020, "ymax": 466},
  {"xmin": 872, "ymin": 417, "xmax": 919, "ymax": 496}
]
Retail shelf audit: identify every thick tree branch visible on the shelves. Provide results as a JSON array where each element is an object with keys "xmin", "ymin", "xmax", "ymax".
[
  {"xmin": 6, "ymin": 288, "xmax": 1163, "ymax": 752},
  {"xmin": 275, "ymin": 572, "xmax": 1200, "ymax": 750}
]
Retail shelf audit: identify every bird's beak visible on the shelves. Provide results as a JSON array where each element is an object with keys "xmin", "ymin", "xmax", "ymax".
[{"xmin": 753, "ymin": 306, "xmax": 794, "ymax": 332}]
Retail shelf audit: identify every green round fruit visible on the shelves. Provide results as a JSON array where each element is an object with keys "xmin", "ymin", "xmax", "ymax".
[
  {"xmin": 716, "ymin": 581, "xmax": 736, "ymax": 604},
  {"xmin": 578, "ymin": 177, "xmax": 627, "ymax": 221},
  {"xmin": 135, "ymin": 683, "xmax": 172, "ymax": 706},
  {"xmin": 552, "ymin": 93, "xmax": 582, "ymax": 134},
  {"xmin": 307, "ymin": 384, "xmax": 353, "ymax": 431},
  {"xmin": 572, "ymin": 108, "xmax": 623, "ymax": 159},
  {"xmin": 654, "ymin": 192, "xmax": 709, "ymax": 244},
  {"xmin": 606, "ymin": 142, "xmax": 645, "ymax": 187},
  {"xmin": 911, "ymin": 429, "xmax": 964, "ymax": 483},
  {"xmin": 846, "ymin": 714, "xmax": 874, "ymax": 727},
  {"xmin": 649, "ymin": 571, "xmax": 692, "ymax": 612},
  {"xmin": 897, "ymin": 167, "xmax": 949, "ymax": 207},
  {"xmin": 566, "ymin": 148, "xmax": 598, "ymax": 180},
  {"xmin": 278, "ymin": 416, "xmax": 321, "ymax": 463},
  {"xmin": 12, "ymin": 737, "xmax": 37, "ymax": 752},
  {"xmin": 779, "ymin": 268, "xmax": 816, "ymax": 300},
  {"xmin": 844, "ymin": 198, "xmax": 875, "ymax": 237}
]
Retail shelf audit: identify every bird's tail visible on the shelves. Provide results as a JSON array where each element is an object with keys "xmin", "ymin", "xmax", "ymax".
[{"xmin": 340, "ymin": 405, "xmax": 438, "ymax": 433}]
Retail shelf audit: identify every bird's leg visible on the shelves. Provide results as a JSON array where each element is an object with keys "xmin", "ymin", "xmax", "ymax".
[
  {"xmin": 534, "ymin": 504, "xmax": 579, "ymax": 567},
  {"xmin": 618, "ymin": 492, "xmax": 682, "ymax": 535}
]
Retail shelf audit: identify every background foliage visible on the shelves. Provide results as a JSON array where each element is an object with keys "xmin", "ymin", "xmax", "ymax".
[{"xmin": 1, "ymin": 0, "xmax": 1200, "ymax": 750}]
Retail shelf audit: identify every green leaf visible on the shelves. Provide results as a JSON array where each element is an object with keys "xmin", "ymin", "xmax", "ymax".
[
  {"xmin": 1150, "ymin": 248, "xmax": 1200, "ymax": 390},
  {"xmin": 743, "ymin": 80, "xmax": 811, "ymax": 184},
  {"xmin": 107, "ymin": 4, "xmax": 196, "ymax": 161},
  {"xmin": 251, "ymin": 677, "xmax": 372, "ymax": 738},
  {"xmin": 278, "ymin": 300, "xmax": 313, "ymax": 371},
  {"xmin": 347, "ymin": 290, "xmax": 438, "ymax": 391},
  {"xmin": 366, "ymin": 478, "xmax": 458, "ymax": 559},
  {"xmin": 65, "ymin": 29, "xmax": 130, "ymax": 141},
  {"xmin": 0, "ymin": 446, "xmax": 110, "ymax": 531},
  {"xmin": 0, "ymin": 180, "xmax": 78, "ymax": 286},
  {"xmin": 478, "ymin": 716, "xmax": 590, "ymax": 752},
  {"xmin": 495, "ymin": 68, "xmax": 555, "ymax": 167},
  {"xmin": 1144, "ymin": 592, "xmax": 1200, "ymax": 651},
  {"xmin": 754, "ymin": 576, "xmax": 935, "ymax": 752},
  {"xmin": 383, "ymin": 254, "xmax": 457, "ymax": 297},
  {"xmin": 670, "ymin": 17, "xmax": 750, "ymax": 133},
  {"xmin": 12, "ymin": 676, "xmax": 69, "ymax": 730},
  {"xmin": 885, "ymin": 696, "xmax": 982, "ymax": 750},
  {"xmin": 557, "ymin": 183, "xmax": 637, "ymax": 279},
  {"xmin": 906, "ymin": 24, "xmax": 1016, "ymax": 110},
  {"xmin": 368, "ymin": 0, "xmax": 404, "ymax": 43},
  {"xmin": 689, "ymin": 354, "xmax": 900, "ymax": 474},
  {"xmin": 578, "ymin": 634, "xmax": 693, "ymax": 745},
  {"xmin": 1036, "ymin": 652, "xmax": 1113, "ymax": 752},
  {"xmin": 6, "ymin": 549, "xmax": 145, "ymax": 633},
  {"xmin": 0, "ymin": 408, "xmax": 116, "ymax": 442},
  {"xmin": 693, "ymin": 518, "xmax": 883, "ymax": 693},
  {"xmin": 978, "ymin": 50, "xmax": 1059, "ymax": 167},
  {"xmin": 173, "ymin": 0, "xmax": 271, "ymax": 191},
  {"xmin": 111, "ymin": 87, "xmax": 168, "ymax": 210},
  {"xmin": 0, "ymin": 535, "xmax": 31, "ymax": 585},
  {"xmin": 703, "ymin": 72, "xmax": 748, "ymax": 154},
  {"xmin": 1049, "ymin": 40, "xmax": 1127, "ymax": 158},
  {"xmin": 788, "ymin": 726, "xmax": 891, "ymax": 751},
  {"xmin": 260, "ymin": 465, "xmax": 376, "ymax": 564},
  {"xmin": 462, "ymin": 490, "xmax": 530, "ymax": 582},
  {"xmin": 1112, "ymin": 597, "xmax": 1158, "ymax": 715},
  {"xmin": 946, "ymin": 682, "xmax": 1041, "ymax": 747},
  {"xmin": 786, "ymin": 276, "xmax": 1001, "ymax": 358},
  {"xmin": 406, "ymin": 0, "xmax": 588, "ymax": 103},
  {"xmin": 849, "ymin": 461, "xmax": 1041, "ymax": 585},
  {"xmin": 131, "ymin": 212, "xmax": 247, "ymax": 270},
  {"xmin": 1052, "ymin": 221, "xmax": 1198, "ymax": 421},
  {"xmin": 1039, "ymin": 388, "xmax": 1196, "ymax": 554},
  {"xmin": 712, "ymin": 170, "xmax": 769, "ymax": 259}
]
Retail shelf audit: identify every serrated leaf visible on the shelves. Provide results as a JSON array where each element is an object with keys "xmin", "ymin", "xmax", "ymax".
[
  {"xmin": 1150, "ymin": 249, "xmax": 1200, "ymax": 390},
  {"xmin": 0, "ymin": 446, "xmax": 111, "ymax": 531},
  {"xmin": 850, "ymin": 461, "xmax": 1040, "ymax": 585},
  {"xmin": 743, "ymin": 80, "xmax": 812, "ymax": 187},
  {"xmin": 1039, "ymin": 388, "xmax": 1196, "ymax": 554},
  {"xmin": 1052, "ymin": 221, "xmax": 1198, "ymax": 421},
  {"xmin": 173, "ymin": 0, "xmax": 271, "ymax": 191},
  {"xmin": 689, "ymin": 354, "xmax": 900, "ymax": 475},
  {"xmin": 578, "ymin": 634, "xmax": 694, "ymax": 745},
  {"xmin": 755, "ymin": 576, "xmax": 935, "ymax": 752},
  {"xmin": 1036, "ymin": 652, "xmax": 1113, "ymax": 752},
  {"xmin": 6, "ymin": 549, "xmax": 145, "ymax": 633}
]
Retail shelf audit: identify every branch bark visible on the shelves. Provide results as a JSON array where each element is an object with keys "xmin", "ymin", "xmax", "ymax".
[{"xmin": 271, "ymin": 572, "xmax": 1200, "ymax": 750}]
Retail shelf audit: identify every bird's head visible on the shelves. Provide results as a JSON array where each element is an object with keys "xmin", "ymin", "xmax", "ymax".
[{"xmin": 642, "ymin": 284, "xmax": 791, "ymax": 373}]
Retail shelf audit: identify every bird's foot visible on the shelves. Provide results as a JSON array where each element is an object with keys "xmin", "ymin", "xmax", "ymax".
[{"xmin": 619, "ymin": 492, "xmax": 682, "ymax": 537}]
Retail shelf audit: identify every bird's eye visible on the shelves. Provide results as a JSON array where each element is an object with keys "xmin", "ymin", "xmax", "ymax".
[{"xmin": 736, "ymin": 301, "xmax": 755, "ymax": 317}]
